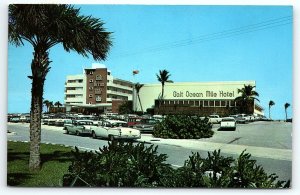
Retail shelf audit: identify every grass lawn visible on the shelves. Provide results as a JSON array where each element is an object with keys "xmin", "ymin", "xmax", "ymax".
[{"xmin": 7, "ymin": 141, "xmax": 74, "ymax": 187}]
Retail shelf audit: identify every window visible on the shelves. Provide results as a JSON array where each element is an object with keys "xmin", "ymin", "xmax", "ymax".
[
  {"xmin": 89, "ymin": 87, "xmax": 93, "ymax": 91},
  {"xmin": 230, "ymin": 101, "xmax": 236, "ymax": 107},
  {"xmin": 203, "ymin": 101, "xmax": 209, "ymax": 107},
  {"xmin": 89, "ymin": 79, "xmax": 93, "ymax": 83},
  {"xmin": 78, "ymin": 80, "xmax": 83, "ymax": 83},
  {"xmin": 96, "ymin": 96, "xmax": 101, "ymax": 102},
  {"xmin": 89, "ymin": 94, "xmax": 93, "ymax": 98},
  {"xmin": 215, "ymin": 101, "xmax": 220, "ymax": 107},
  {"xmin": 96, "ymin": 75, "xmax": 102, "ymax": 80},
  {"xmin": 100, "ymin": 83, "xmax": 105, "ymax": 86},
  {"xmin": 89, "ymin": 71, "xmax": 94, "ymax": 75},
  {"xmin": 221, "ymin": 100, "xmax": 226, "ymax": 107},
  {"xmin": 209, "ymin": 101, "xmax": 215, "ymax": 107}
]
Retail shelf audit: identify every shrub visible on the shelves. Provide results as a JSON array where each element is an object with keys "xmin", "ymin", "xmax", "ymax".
[
  {"xmin": 63, "ymin": 143, "xmax": 290, "ymax": 188},
  {"xmin": 63, "ymin": 141, "xmax": 173, "ymax": 187},
  {"xmin": 153, "ymin": 115, "xmax": 214, "ymax": 139},
  {"xmin": 175, "ymin": 150, "xmax": 290, "ymax": 188}
]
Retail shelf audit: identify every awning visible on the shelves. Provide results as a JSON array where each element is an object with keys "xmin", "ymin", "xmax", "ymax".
[{"xmin": 67, "ymin": 103, "xmax": 112, "ymax": 108}]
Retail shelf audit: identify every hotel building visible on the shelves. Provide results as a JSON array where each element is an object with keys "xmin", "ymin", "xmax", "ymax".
[
  {"xmin": 64, "ymin": 64, "xmax": 133, "ymax": 114},
  {"xmin": 134, "ymin": 81, "xmax": 264, "ymax": 116}
]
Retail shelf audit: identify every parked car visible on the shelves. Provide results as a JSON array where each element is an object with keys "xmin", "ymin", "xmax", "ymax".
[
  {"xmin": 208, "ymin": 115, "xmax": 222, "ymax": 124},
  {"xmin": 132, "ymin": 118, "xmax": 159, "ymax": 133},
  {"xmin": 91, "ymin": 120, "xmax": 141, "ymax": 141},
  {"xmin": 65, "ymin": 120, "xmax": 95, "ymax": 136},
  {"xmin": 127, "ymin": 117, "xmax": 142, "ymax": 127},
  {"xmin": 220, "ymin": 117, "xmax": 236, "ymax": 130},
  {"xmin": 47, "ymin": 118, "xmax": 58, "ymax": 126},
  {"xmin": 19, "ymin": 115, "xmax": 30, "ymax": 123},
  {"xmin": 55, "ymin": 119, "xmax": 66, "ymax": 126},
  {"xmin": 63, "ymin": 119, "xmax": 73, "ymax": 130},
  {"xmin": 235, "ymin": 114, "xmax": 247, "ymax": 124},
  {"xmin": 10, "ymin": 116, "xmax": 20, "ymax": 123}
]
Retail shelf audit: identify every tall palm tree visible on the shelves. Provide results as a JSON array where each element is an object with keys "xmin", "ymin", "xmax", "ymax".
[
  {"xmin": 268, "ymin": 100, "xmax": 275, "ymax": 119},
  {"xmin": 43, "ymin": 99, "xmax": 50, "ymax": 112},
  {"xmin": 156, "ymin": 69, "xmax": 173, "ymax": 100},
  {"xmin": 9, "ymin": 4, "xmax": 112, "ymax": 171},
  {"xmin": 54, "ymin": 101, "xmax": 62, "ymax": 108},
  {"xmin": 234, "ymin": 85, "xmax": 259, "ymax": 114},
  {"xmin": 135, "ymin": 83, "xmax": 144, "ymax": 113},
  {"xmin": 284, "ymin": 103, "xmax": 290, "ymax": 121}
]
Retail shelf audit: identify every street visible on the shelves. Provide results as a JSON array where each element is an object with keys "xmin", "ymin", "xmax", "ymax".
[{"xmin": 7, "ymin": 121, "xmax": 292, "ymax": 182}]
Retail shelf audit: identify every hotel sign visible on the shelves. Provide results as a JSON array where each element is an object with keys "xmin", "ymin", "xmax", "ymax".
[{"xmin": 173, "ymin": 90, "xmax": 235, "ymax": 98}]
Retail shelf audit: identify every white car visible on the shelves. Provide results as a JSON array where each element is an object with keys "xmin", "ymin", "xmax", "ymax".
[
  {"xmin": 208, "ymin": 115, "xmax": 222, "ymax": 124},
  {"xmin": 65, "ymin": 120, "xmax": 95, "ymax": 136},
  {"xmin": 91, "ymin": 120, "xmax": 141, "ymax": 141},
  {"xmin": 220, "ymin": 117, "xmax": 236, "ymax": 130}
]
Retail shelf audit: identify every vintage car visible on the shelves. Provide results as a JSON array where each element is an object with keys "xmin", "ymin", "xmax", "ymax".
[
  {"xmin": 127, "ymin": 117, "xmax": 142, "ymax": 127},
  {"xmin": 208, "ymin": 115, "xmax": 222, "ymax": 124},
  {"xmin": 220, "ymin": 117, "xmax": 236, "ymax": 130},
  {"xmin": 91, "ymin": 120, "xmax": 141, "ymax": 141},
  {"xmin": 132, "ymin": 118, "xmax": 159, "ymax": 133},
  {"xmin": 65, "ymin": 120, "xmax": 95, "ymax": 136}
]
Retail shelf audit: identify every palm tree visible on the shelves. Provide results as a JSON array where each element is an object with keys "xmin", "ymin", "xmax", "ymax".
[
  {"xmin": 43, "ymin": 99, "xmax": 50, "ymax": 112},
  {"xmin": 9, "ymin": 4, "xmax": 112, "ymax": 171},
  {"xmin": 268, "ymin": 100, "xmax": 275, "ymax": 119},
  {"xmin": 234, "ymin": 85, "xmax": 259, "ymax": 114},
  {"xmin": 284, "ymin": 103, "xmax": 290, "ymax": 121},
  {"xmin": 135, "ymin": 83, "xmax": 144, "ymax": 113},
  {"xmin": 54, "ymin": 101, "xmax": 62, "ymax": 108},
  {"xmin": 156, "ymin": 69, "xmax": 173, "ymax": 100}
]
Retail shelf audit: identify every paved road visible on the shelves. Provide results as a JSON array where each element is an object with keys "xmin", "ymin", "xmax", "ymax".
[{"xmin": 7, "ymin": 121, "xmax": 292, "ymax": 182}]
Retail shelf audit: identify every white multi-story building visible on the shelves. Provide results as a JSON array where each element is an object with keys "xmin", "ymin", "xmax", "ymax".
[{"xmin": 64, "ymin": 64, "xmax": 133, "ymax": 114}]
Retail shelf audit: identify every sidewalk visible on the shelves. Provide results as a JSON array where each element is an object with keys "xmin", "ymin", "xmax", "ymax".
[{"xmin": 138, "ymin": 134, "xmax": 292, "ymax": 161}]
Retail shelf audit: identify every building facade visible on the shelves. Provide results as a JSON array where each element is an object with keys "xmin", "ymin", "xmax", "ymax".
[
  {"xmin": 64, "ymin": 64, "xmax": 133, "ymax": 114},
  {"xmin": 134, "ymin": 81, "xmax": 264, "ymax": 116}
]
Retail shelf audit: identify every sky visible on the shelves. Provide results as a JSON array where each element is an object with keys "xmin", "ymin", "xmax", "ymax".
[{"xmin": 7, "ymin": 4, "xmax": 293, "ymax": 120}]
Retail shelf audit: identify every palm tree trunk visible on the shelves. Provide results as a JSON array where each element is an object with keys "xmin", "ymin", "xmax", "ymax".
[
  {"xmin": 29, "ymin": 47, "xmax": 50, "ymax": 171},
  {"xmin": 269, "ymin": 106, "xmax": 271, "ymax": 119},
  {"xmin": 137, "ymin": 94, "xmax": 143, "ymax": 113}
]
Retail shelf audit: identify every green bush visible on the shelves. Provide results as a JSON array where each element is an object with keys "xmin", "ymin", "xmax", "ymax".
[
  {"xmin": 63, "ymin": 141, "xmax": 173, "ymax": 187},
  {"xmin": 153, "ymin": 115, "xmax": 214, "ymax": 139},
  {"xmin": 63, "ymin": 142, "xmax": 290, "ymax": 188},
  {"xmin": 175, "ymin": 150, "xmax": 290, "ymax": 188}
]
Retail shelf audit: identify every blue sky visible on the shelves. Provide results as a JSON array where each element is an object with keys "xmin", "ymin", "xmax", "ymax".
[{"xmin": 8, "ymin": 5, "xmax": 292, "ymax": 119}]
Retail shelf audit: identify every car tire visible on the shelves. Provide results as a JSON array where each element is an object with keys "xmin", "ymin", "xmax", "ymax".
[
  {"xmin": 76, "ymin": 131, "xmax": 80, "ymax": 136},
  {"xmin": 66, "ymin": 128, "xmax": 69, "ymax": 134},
  {"xmin": 92, "ymin": 131, "xmax": 97, "ymax": 139},
  {"xmin": 109, "ymin": 135, "xmax": 115, "ymax": 142}
]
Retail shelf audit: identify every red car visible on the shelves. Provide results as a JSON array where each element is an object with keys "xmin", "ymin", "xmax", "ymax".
[{"xmin": 127, "ymin": 117, "xmax": 142, "ymax": 127}]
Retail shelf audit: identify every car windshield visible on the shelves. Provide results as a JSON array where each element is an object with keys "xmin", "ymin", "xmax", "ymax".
[
  {"xmin": 142, "ymin": 119, "xmax": 158, "ymax": 124},
  {"xmin": 78, "ymin": 121, "xmax": 93, "ymax": 125},
  {"xmin": 111, "ymin": 122, "xmax": 128, "ymax": 127}
]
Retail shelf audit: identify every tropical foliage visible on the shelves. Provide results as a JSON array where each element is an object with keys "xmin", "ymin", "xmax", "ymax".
[
  {"xmin": 153, "ymin": 115, "xmax": 214, "ymax": 139},
  {"xmin": 62, "ymin": 142, "xmax": 290, "ymax": 188},
  {"xmin": 63, "ymin": 142, "xmax": 173, "ymax": 187},
  {"xmin": 156, "ymin": 69, "xmax": 173, "ymax": 100},
  {"xmin": 268, "ymin": 100, "xmax": 275, "ymax": 119},
  {"xmin": 43, "ymin": 99, "xmax": 50, "ymax": 112},
  {"xmin": 118, "ymin": 101, "xmax": 133, "ymax": 114},
  {"xmin": 234, "ymin": 85, "xmax": 259, "ymax": 114},
  {"xmin": 54, "ymin": 101, "xmax": 63, "ymax": 108},
  {"xmin": 9, "ymin": 4, "xmax": 112, "ymax": 171}
]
